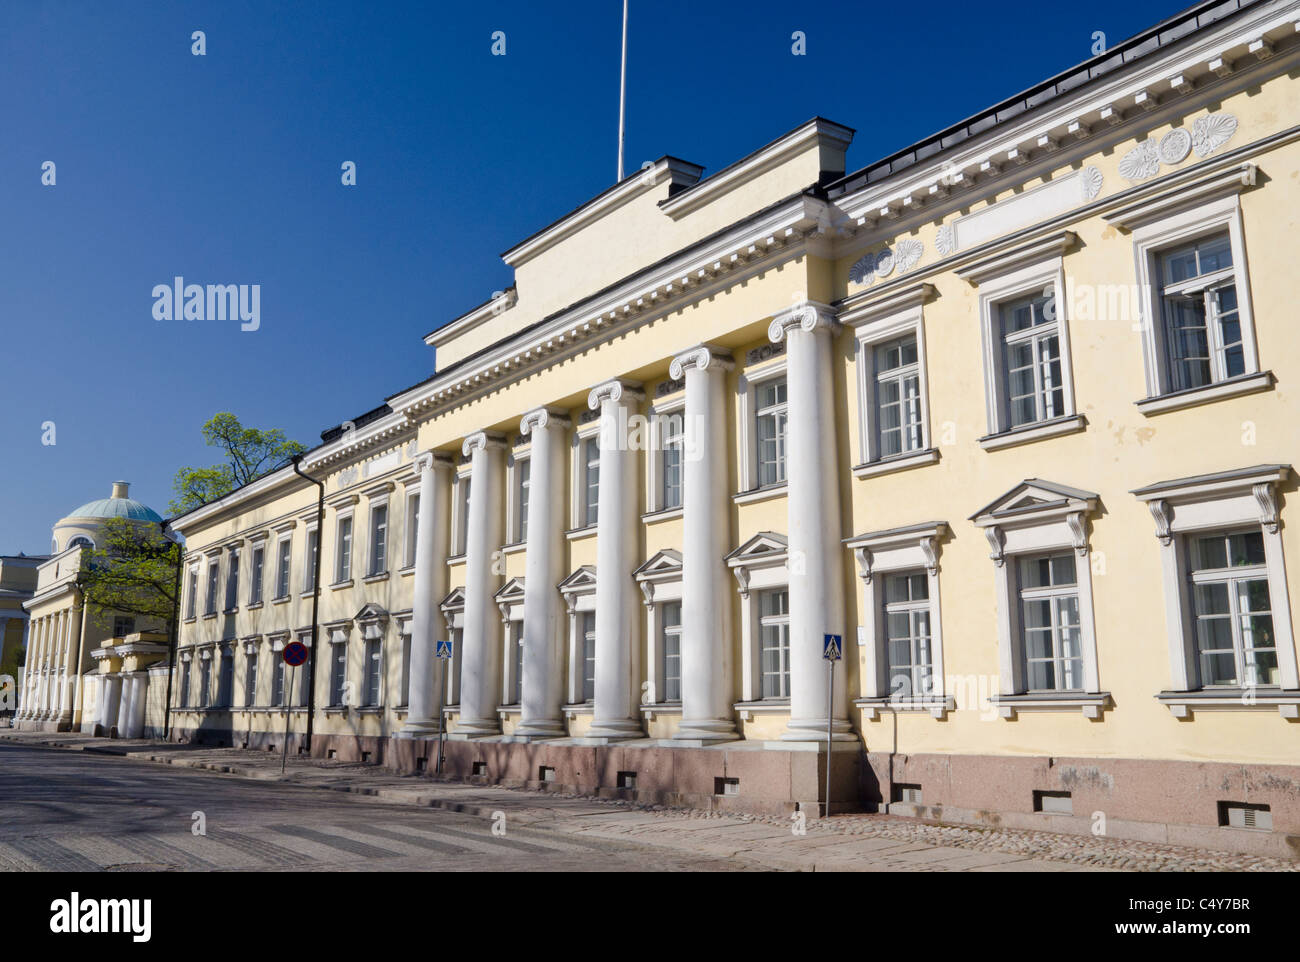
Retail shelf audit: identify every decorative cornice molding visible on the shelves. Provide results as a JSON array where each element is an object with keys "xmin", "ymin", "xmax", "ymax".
[{"xmin": 669, "ymin": 344, "xmax": 734, "ymax": 380}]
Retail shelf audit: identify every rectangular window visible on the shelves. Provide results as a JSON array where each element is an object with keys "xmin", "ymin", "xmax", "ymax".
[
  {"xmin": 1157, "ymin": 233, "xmax": 1242, "ymax": 392},
  {"xmin": 884, "ymin": 572, "xmax": 932, "ymax": 699},
  {"xmin": 755, "ymin": 378, "xmax": 788, "ymax": 487},
  {"xmin": 245, "ymin": 651, "xmax": 258, "ymax": 707},
  {"xmin": 186, "ymin": 568, "xmax": 198, "ymax": 620},
  {"xmin": 304, "ymin": 529, "xmax": 319, "ymax": 592},
  {"xmin": 249, "ymin": 546, "xmax": 264, "ymax": 604},
  {"xmin": 447, "ymin": 626, "xmax": 463, "ymax": 706},
  {"xmin": 875, "ymin": 337, "xmax": 924, "ymax": 457},
  {"xmin": 661, "ymin": 601, "xmax": 682, "ymax": 702},
  {"xmin": 272, "ymin": 656, "xmax": 286, "ymax": 708},
  {"xmin": 511, "ymin": 621, "xmax": 524, "ymax": 705},
  {"xmin": 330, "ymin": 643, "xmax": 347, "ymax": 707},
  {"xmin": 399, "ymin": 628, "xmax": 412, "ymax": 707},
  {"xmin": 180, "ymin": 663, "xmax": 191, "ymax": 707},
  {"xmin": 369, "ymin": 504, "xmax": 388, "ymax": 576},
  {"xmin": 516, "ymin": 459, "xmax": 531, "ymax": 542},
  {"xmin": 364, "ymin": 638, "xmax": 382, "ymax": 706},
  {"xmin": 199, "ymin": 658, "xmax": 211, "ymax": 708},
  {"xmin": 584, "ymin": 438, "xmax": 600, "ymax": 527},
  {"xmin": 1018, "ymin": 553, "xmax": 1083, "ymax": 692},
  {"xmin": 661, "ymin": 413, "xmax": 684, "ymax": 510},
  {"xmin": 204, "ymin": 560, "xmax": 219, "ymax": 615},
  {"xmin": 759, "ymin": 589, "xmax": 791, "ymax": 699},
  {"xmin": 224, "ymin": 550, "xmax": 240, "ymax": 611},
  {"xmin": 112, "ymin": 616, "xmax": 135, "ymax": 638},
  {"xmin": 455, "ymin": 477, "xmax": 471, "ymax": 553},
  {"xmin": 1188, "ymin": 530, "xmax": 1277, "ymax": 688},
  {"xmin": 274, "ymin": 539, "xmax": 291, "ymax": 599},
  {"xmin": 405, "ymin": 493, "xmax": 420, "ymax": 568},
  {"xmin": 218, "ymin": 649, "xmax": 234, "ymax": 707},
  {"xmin": 581, "ymin": 611, "xmax": 596, "ymax": 702},
  {"xmin": 336, "ymin": 516, "xmax": 353, "ymax": 583},
  {"xmin": 999, "ymin": 292, "xmax": 1063, "ymax": 428}
]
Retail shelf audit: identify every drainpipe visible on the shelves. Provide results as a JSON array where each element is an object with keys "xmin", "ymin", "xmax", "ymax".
[
  {"xmin": 291, "ymin": 454, "xmax": 325, "ymax": 756},
  {"xmin": 161, "ymin": 520, "xmax": 183, "ymax": 740}
]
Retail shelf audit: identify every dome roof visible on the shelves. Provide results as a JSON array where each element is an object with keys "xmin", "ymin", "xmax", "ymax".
[{"xmin": 60, "ymin": 481, "xmax": 163, "ymax": 524}]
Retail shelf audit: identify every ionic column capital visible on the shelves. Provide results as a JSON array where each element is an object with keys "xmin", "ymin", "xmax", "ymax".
[
  {"xmin": 587, "ymin": 379, "xmax": 644, "ymax": 410},
  {"xmin": 767, "ymin": 300, "xmax": 839, "ymax": 343},
  {"xmin": 461, "ymin": 431, "xmax": 508, "ymax": 457},
  {"xmin": 669, "ymin": 344, "xmax": 734, "ymax": 380},
  {"xmin": 416, "ymin": 450, "xmax": 456, "ymax": 473},
  {"xmin": 520, "ymin": 407, "xmax": 572, "ymax": 436}
]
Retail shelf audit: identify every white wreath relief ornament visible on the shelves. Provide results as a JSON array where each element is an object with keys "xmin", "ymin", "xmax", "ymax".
[
  {"xmin": 1192, "ymin": 112, "xmax": 1238, "ymax": 157},
  {"xmin": 1119, "ymin": 139, "xmax": 1160, "ymax": 181},
  {"xmin": 850, "ymin": 240, "xmax": 926, "ymax": 286}
]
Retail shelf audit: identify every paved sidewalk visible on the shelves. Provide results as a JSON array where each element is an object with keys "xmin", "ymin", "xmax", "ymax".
[{"xmin": 4, "ymin": 730, "xmax": 1296, "ymax": 871}]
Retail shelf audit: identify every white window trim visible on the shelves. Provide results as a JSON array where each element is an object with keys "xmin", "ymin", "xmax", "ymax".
[
  {"xmin": 332, "ymin": 511, "xmax": 355, "ymax": 586},
  {"xmin": 450, "ymin": 466, "xmax": 472, "ymax": 557},
  {"xmin": 634, "ymin": 550, "xmax": 684, "ymax": 709},
  {"xmin": 401, "ymin": 485, "xmax": 420, "ymax": 571},
  {"xmin": 224, "ymin": 544, "xmax": 242, "ymax": 612},
  {"xmin": 558, "ymin": 568, "xmax": 598, "ymax": 707},
  {"xmin": 247, "ymin": 542, "xmax": 266, "ymax": 606},
  {"xmin": 725, "ymin": 534, "xmax": 790, "ymax": 706},
  {"xmin": 506, "ymin": 447, "xmax": 531, "ymax": 547},
  {"xmin": 958, "ymin": 233, "xmax": 1083, "ymax": 446},
  {"xmin": 494, "ymin": 580, "xmax": 526, "ymax": 709},
  {"xmin": 844, "ymin": 283, "xmax": 938, "ymax": 472},
  {"xmin": 645, "ymin": 397, "xmax": 685, "ymax": 516},
  {"xmin": 439, "ymin": 592, "xmax": 466, "ymax": 707},
  {"xmin": 301, "ymin": 525, "xmax": 319, "ymax": 594},
  {"xmin": 736, "ymin": 357, "xmax": 788, "ymax": 495},
  {"xmin": 363, "ymin": 483, "xmax": 393, "ymax": 579},
  {"xmin": 1127, "ymin": 193, "xmax": 1264, "ymax": 413},
  {"xmin": 971, "ymin": 482, "xmax": 1107, "ymax": 718},
  {"xmin": 325, "ymin": 623, "xmax": 351, "ymax": 709},
  {"xmin": 846, "ymin": 521, "xmax": 953, "ymax": 720},
  {"xmin": 1132, "ymin": 464, "xmax": 1297, "ymax": 717},
  {"xmin": 569, "ymin": 419, "xmax": 602, "ymax": 532}
]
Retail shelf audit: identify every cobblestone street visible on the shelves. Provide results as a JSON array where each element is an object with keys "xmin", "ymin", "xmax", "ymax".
[{"xmin": 4, "ymin": 732, "xmax": 1294, "ymax": 872}]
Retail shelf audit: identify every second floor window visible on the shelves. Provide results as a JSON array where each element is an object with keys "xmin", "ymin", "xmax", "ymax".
[
  {"xmin": 1019, "ymin": 553, "xmax": 1082, "ymax": 692},
  {"xmin": 336, "ymin": 516, "xmax": 353, "ymax": 582},
  {"xmin": 304, "ymin": 529, "xmax": 319, "ymax": 591},
  {"xmin": 204, "ymin": 561, "xmax": 219, "ymax": 615},
  {"xmin": 583, "ymin": 438, "xmax": 600, "ymax": 526},
  {"xmin": 755, "ymin": 378, "xmax": 787, "ymax": 487},
  {"xmin": 249, "ymin": 546, "xmax": 264, "ymax": 604},
  {"xmin": 405, "ymin": 494, "xmax": 420, "ymax": 567},
  {"xmin": 1189, "ymin": 530, "xmax": 1276, "ymax": 688},
  {"xmin": 660, "ymin": 413, "xmax": 684, "ymax": 510},
  {"xmin": 875, "ymin": 337, "xmax": 923, "ymax": 457},
  {"xmin": 516, "ymin": 460, "xmax": 531, "ymax": 542},
  {"xmin": 186, "ymin": 569, "xmax": 198, "ymax": 620},
  {"xmin": 369, "ymin": 505, "xmax": 388, "ymax": 575},
  {"xmin": 1157, "ymin": 233, "xmax": 1241, "ymax": 393},
  {"xmin": 581, "ymin": 611, "xmax": 596, "ymax": 702},
  {"xmin": 999, "ymin": 291, "xmax": 1063, "ymax": 429},
  {"xmin": 275, "ymin": 539, "xmax": 291, "ymax": 599},
  {"xmin": 224, "ymin": 549, "xmax": 240, "ymax": 610}
]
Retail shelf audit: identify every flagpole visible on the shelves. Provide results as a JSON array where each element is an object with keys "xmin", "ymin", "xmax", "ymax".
[{"xmin": 617, "ymin": 0, "xmax": 628, "ymax": 181}]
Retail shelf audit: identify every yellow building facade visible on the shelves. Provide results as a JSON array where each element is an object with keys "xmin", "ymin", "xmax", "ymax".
[{"xmin": 167, "ymin": 0, "xmax": 1300, "ymax": 854}]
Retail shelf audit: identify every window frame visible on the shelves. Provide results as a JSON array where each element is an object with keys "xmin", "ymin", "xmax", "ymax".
[
  {"xmin": 334, "ymin": 512, "xmax": 354, "ymax": 585},
  {"xmin": 645, "ymin": 398, "xmax": 685, "ymax": 516},
  {"xmin": 248, "ymin": 542, "xmax": 265, "ymax": 606},
  {"xmin": 451, "ymin": 468, "xmax": 472, "ymax": 556},
  {"xmin": 757, "ymin": 588, "xmax": 791, "ymax": 700},
  {"xmin": 506, "ymin": 449, "xmax": 532, "ymax": 545},
  {"xmin": 1129, "ymin": 194, "xmax": 1262, "ymax": 411},
  {"xmin": 303, "ymin": 525, "xmax": 319, "ymax": 593},
  {"xmin": 736, "ymin": 357, "xmax": 789, "ymax": 495},
  {"xmin": 569, "ymin": 419, "xmax": 602, "ymax": 531},
  {"xmin": 368, "ymin": 500, "xmax": 389, "ymax": 577},
  {"xmin": 224, "ymin": 545, "xmax": 241, "ymax": 612},
  {"xmin": 273, "ymin": 535, "xmax": 292, "ymax": 601}
]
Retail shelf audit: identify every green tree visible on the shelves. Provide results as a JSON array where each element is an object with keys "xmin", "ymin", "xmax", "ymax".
[
  {"xmin": 170, "ymin": 412, "xmax": 306, "ymax": 514},
  {"xmin": 78, "ymin": 517, "xmax": 181, "ymax": 632}
]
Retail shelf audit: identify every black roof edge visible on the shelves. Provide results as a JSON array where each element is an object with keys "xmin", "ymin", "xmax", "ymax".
[
  {"xmin": 656, "ymin": 116, "xmax": 857, "ymax": 210},
  {"xmin": 825, "ymin": 0, "xmax": 1259, "ymax": 199},
  {"xmin": 422, "ymin": 284, "xmax": 518, "ymax": 343},
  {"xmin": 320, "ymin": 402, "xmax": 394, "ymax": 443},
  {"xmin": 498, "ymin": 154, "xmax": 706, "ymax": 262}
]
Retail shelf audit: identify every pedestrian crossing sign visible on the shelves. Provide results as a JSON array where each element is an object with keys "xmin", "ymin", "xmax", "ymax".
[
  {"xmin": 436, "ymin": 640, "xmax": 453, "ymax": 659},
  {"xmin": 823, "ymin": 634, "xmax": 842, "ymax": 661}
]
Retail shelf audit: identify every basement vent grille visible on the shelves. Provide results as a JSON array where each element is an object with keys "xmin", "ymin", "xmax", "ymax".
[
  {"xmin": 892, "ymin": 783, "xmax": 923, "ymax": 804},
  {"xmin": 616, "ymin": 771, "xmax": 637, "ymax": 789},
  {"xmin": 539, "ymin": 766, "xmax": 555, "ymax": 782},
  {"xmin": 472, "ymin": 761, "xmax": 487, "ymax": 776},
  {"xmin": 1034, "ymin": 790, "xmax": 1073, "ymax": 815},
  {"xmin": 1219, "ymin": 802, "xmax": 1272, "ymax": 831},
  {"xmin": 715, "ymin": 777, "xmax": 740, "ymax": 796}
]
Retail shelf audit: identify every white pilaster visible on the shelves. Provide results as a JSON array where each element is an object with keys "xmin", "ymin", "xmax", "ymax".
[
  {"xmin": 516, "ymin": 408, "xmax": 571, "ymax": 739},
  {"xmin": 454, "ymin": 431, "xmax": 507, "ymax": 736},
  {"xmin": 115, "ymin": 673, "xmax": 134, "ymax": 736},
  {"xmin": 397, "ymin": 452, "xmax": 453, "ymax": 738},
  {"xmin": 586, "ymin": 379, "xmax": 645, "ymax": 741},
  {"xmin": 101, "ymin": 675, "xmax": 123, "ymax": 734},
  {"xmin": 768, "ymin": 304, "xmax": 853, "ymax": 742},
  {"xmin": 670, "ymin": 345, "xmax": 739, "ymax": 744},
  {"xmin": 125, "ymin": 673, "xmax": 148, "ymax": 738}
]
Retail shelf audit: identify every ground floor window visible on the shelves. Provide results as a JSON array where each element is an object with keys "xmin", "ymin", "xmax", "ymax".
[{"xmin": 759, "ymin": 589, "xmax": 790, "ymax": 699}]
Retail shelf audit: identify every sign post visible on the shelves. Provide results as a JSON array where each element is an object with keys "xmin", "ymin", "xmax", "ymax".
[
  {"xmin": 822, "ymin": 634, "xmax": 842, "ymax": 818},
  {"xmin": 434, "ymin": 639, "xmax": 453, "ymax": 775},
  {"xmin": 281, "ymin": 641, "xmax": 309, "ymax": 775}
]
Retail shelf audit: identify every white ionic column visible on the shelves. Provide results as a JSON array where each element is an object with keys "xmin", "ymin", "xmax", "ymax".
[
  {"xmin": 454, "ymin": 431, "xmax": 507, "ymax": 737},
  {"xmin": 125, "ymin": 674, "xmax": 148, "ymax": 738},
  {"xmin": 769, "ymin": 304, "xmax": 852, "ymax": 742},
  {"xmin": 670, "ymin": 346, "xmax": 740, "ymax": 744},
  {"xmin": 116, "ymin": 673, "xmax": 134, "ymax": 736},
  {"xmin": 17, "ymin": 618, "xmax": 37, "ymax": 719},
  {"xmin": 515, "ymin": 407, "xmax": 571, "ymax": 739},
  {"xmin": 586, "ymin": 379, "xmax": 645, "ymax": 741},
  {"xmin": 397, "ymin": 452, "xmax": 453, "ymax": 739},
  {"xmin": 101, "ymin": 675, "xmax": 123, "ymax": 733}
]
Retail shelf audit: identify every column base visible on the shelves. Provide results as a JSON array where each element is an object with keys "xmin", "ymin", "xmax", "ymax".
[
  {"xmin": 446, "ymin": 719, "xmax": 501, "ymax": 738},
  {"xmin": 393, "ymin": 719, "xmax": 445, "ymax": 739},
  {"xmin": 512, "ymin": 719, "xmax": 566, "ymax": 740},
  {"xmin": 673, "ymin": 719, "xmax": 740, "ymax": 746},
  {"xmin": 584, "ymin": 718, "xmax": 645, "ymax": 742},
  {"xmin": 780, "ymin": 718, "xmax": 857, "ymax": 743}
]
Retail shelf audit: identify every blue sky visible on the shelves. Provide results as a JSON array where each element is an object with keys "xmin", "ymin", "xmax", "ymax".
[{"xmin": 0, "ymin": 0, "xmax": 1185, "ymax": 553}]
